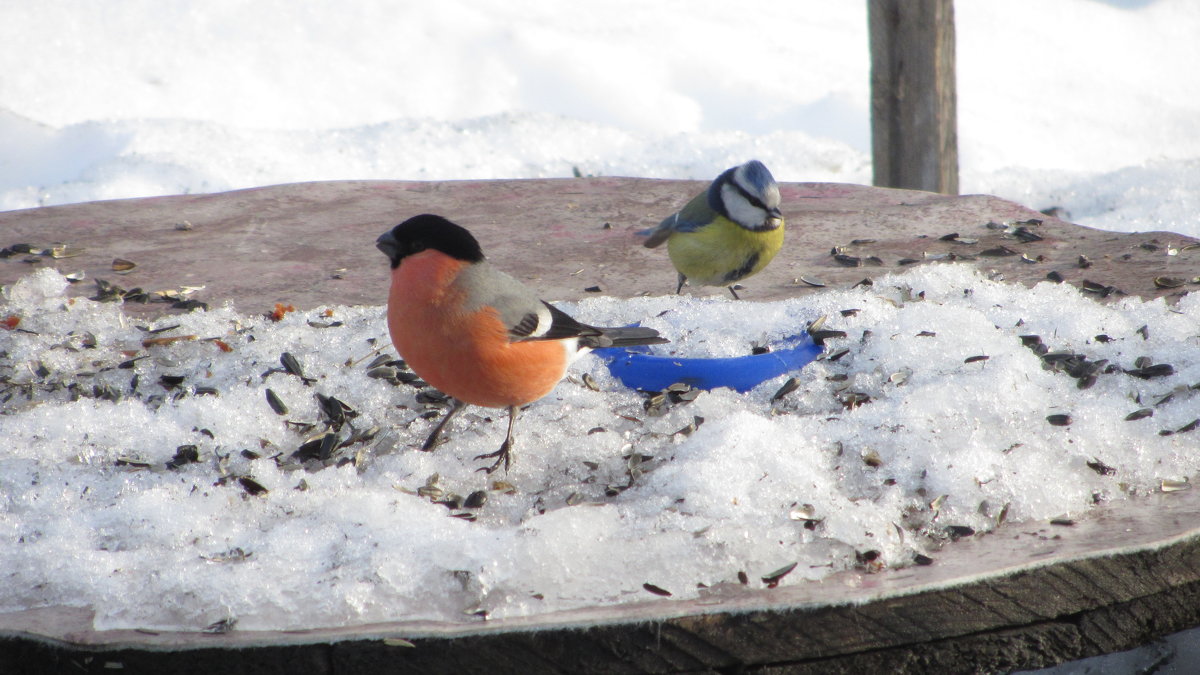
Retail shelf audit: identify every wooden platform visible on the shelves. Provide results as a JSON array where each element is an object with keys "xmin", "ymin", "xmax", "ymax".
[
  {"xmin": 2, "ymin": 179, "xmax": 1200, "ymax": 674},
  {"xmin": 1, "ymin": 178, "xmax": 1194, "ymax": 311}
]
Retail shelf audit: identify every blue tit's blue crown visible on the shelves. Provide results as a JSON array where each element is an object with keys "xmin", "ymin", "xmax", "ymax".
[{"xmin": 738, "ymin": 160, "xmax": 778, "ymax": 198}]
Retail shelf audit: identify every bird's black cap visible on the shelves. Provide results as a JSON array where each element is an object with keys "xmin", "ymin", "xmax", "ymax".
[{"xmin": 376, "ymin": 214, "xmax": 486, "ymax": 268}]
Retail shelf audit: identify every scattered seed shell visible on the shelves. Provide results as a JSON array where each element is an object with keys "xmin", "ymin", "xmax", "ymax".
[
  {"xmin": 761, "ymin": 562, "xmax": 798, "ymax": 588},
  {"xmin": 202, "ymin": 618, "xmax": 237, "ymax": 635},
  {"xmin": 1125, "ymin": 363, "xmax": 1174, "ymax": 379},
  {"xmin": 142, "ymin": 335, "xmax": 197, "ymax": 348},
  {"xmin": 642, "ymin": 583, "xmax": 672, "ymax": 597},
  {"xmin": 112, "ymin": 258, "xmax": 137, "ymax": 273},
  {"xmin": 383, "ymin": 638, "xmax": 416, "ymax": 648},
  {"xmin": 788, "ymin": 504, "xmax": 819, "ymax": 523},
  {"xmin": 996, "ymin": 502, "xmax": 1010, "ymax": 527},
  {"xmin": 265, "ymin": 388, "xmax": 288, "ymax": 415},
  {"xmin": 1161, "ymin": 479, "xmax": 1192, "ymax": 493},
  {"xmin": 237, "ymin": 477, "xmax": 269, "ymax": 496},
  {"xmin": 771, "ymin": 377, "xmax": 800, "ymax": 402},
  {"xmin": 946, "ymin": 525, "xmax": 975, "ymax": 540}
]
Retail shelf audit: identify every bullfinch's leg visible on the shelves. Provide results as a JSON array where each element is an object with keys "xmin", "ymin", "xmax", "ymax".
[
  {"xmin": 421, "ymin": 398, "xmax": 466, "ymax": 451},
  {"xmin": 475, "ymin": 405, "xmax": 519, "ymax": 474}
]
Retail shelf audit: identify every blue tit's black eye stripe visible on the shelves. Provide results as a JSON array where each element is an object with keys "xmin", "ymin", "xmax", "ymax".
[{"xmin": 728, "ymin": 176, "xmax": 769, "ymax": 211}]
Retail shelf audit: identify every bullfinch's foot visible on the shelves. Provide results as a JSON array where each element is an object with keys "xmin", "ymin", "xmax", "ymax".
[
  {"xmin": 420, "ymin": 398, "xmax": 465, "ymax": 451},
  {"xmin": 474, "ymin": 405, "xmax": 518, "ymax": 473},
  {"xmin": 474, "ymin": 440, "xmax": 512, "ymax": 474}
]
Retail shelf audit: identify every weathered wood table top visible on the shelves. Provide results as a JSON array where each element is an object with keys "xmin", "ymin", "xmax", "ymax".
[{"xmin": 2, "ymin": 179, "xmax": 1199, "ymax": 674}]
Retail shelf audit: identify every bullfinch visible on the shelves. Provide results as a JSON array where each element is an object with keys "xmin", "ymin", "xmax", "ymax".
[
  {"xmin": 376, "ymin": 214, "xmax": 668, "ymax": 473},
  {"xmin": 641, "ymin": 160, "xmax": 784, "ymax": 299}
]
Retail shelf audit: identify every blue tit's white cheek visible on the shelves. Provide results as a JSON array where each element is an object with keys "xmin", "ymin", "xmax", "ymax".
[
  {"xmin": 763, "ymin": 183, "xmax": 782, "ymax": 210},
  {"xmin": 721, "ymin": 182, "xmax": 769, "ymax": 230}
]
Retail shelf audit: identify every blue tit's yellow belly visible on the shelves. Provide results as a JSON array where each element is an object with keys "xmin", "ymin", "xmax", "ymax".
[{"xmin": 666, "ymin": 216, "xmax": 785, "ymax": 287}]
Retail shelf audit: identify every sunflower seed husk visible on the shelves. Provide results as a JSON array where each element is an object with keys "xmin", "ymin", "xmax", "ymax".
[
  {"xmin": 1154, "ymin": 276, "xmax": 1187, "ymax": 289},
  {"xmin": 1047, "ymin": 414, "xmax": 1072, "ymax": 426},
  {"xmin": 946, "ymin": 525, "xmax": 975, "ymax": 540},
  {"xmin": 202, "ymin": 618, "xmax": 237, "ymax": 634},
  {"xmin": 1161, "ymin": 479, "xmax": 1192, "ymax": 493},
  {"xmin": 238, "ymin": 477, "xmax": 269, "ymax": 497},
  {"xmin": 788, "ymin": 504, "xmax": 818, "ymax": 522},
  {"xmin": 642, "ymin": 583, "xmax": 672, "ymax": 597},
  {"xmin": 112, "ymin": 258, "xmax": 137, "ymax": 273},
  {"xmin": 771, "ymin": 377, "xmax": 800, "ymax": 402},
  {"xmin": 761, "ymin": 562, "xmax": 798, "ymax": 588},
  {"xmin": 383, "ymin": 638, "xmax": 416, "ymax": 648},
  {"xmin": 1125, "ymin": 364, "xmax": 1174, "ymax": 379}
]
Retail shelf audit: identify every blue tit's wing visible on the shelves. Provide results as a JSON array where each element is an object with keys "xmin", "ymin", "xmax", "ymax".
[{"xmin": 641, "ymin": 191, "xmax": 714, "ymax": 248}]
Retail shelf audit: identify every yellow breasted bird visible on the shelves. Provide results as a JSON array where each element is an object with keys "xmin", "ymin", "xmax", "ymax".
[{"xmin": 641, "ymin": 160, "xmax": 784, "ymax": 299}]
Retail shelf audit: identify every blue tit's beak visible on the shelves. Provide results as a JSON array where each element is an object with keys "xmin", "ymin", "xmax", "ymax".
[{"xmin": 766, "ymin": 207, "xmax": 784, "ymax": 228}]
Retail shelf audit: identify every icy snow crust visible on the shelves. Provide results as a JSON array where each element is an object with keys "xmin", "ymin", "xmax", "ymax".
[{"xmin": 2, "ymin": 266, "xmax": 1199, "ymax": 632}]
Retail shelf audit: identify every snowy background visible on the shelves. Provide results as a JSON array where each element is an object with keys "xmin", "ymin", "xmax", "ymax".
[
  {"xmin": 3, "ymin": 0, "xmax": 1200, "ymax": 648},
  {"xmin": 1, "ymin": 0, "xmax": 1198, "ymax": 237}
]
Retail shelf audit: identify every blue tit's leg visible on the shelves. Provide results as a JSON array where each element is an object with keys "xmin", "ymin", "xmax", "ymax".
[
  {"xmin": 727, "ymin": 285, "xmax": 741, "ymax": 300},
  {"xmin": 676, "ymin": 273, "xmax": 687, "ymax": 294}
]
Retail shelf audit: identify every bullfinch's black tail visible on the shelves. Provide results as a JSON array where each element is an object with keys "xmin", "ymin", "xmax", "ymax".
[
  {"xmin": 583, "ymin": 326, "xmax": 669, "ymax": 349},
  {"xmin": 535, "ymin": 302, "xmax": 667, "ymax": 349}
]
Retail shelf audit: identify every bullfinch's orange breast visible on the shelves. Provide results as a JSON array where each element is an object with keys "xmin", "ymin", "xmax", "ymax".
[{"xmin": 387, "ymin": 252, "xmax": 571, "ymax": 408}]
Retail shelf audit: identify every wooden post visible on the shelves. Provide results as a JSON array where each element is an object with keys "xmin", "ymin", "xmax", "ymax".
[{"xmin": 869, "ymin": 0, "xmax": 958, "ymax": 195}]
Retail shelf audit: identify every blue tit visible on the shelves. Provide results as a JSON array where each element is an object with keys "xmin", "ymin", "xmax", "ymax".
[{"xmin": 641, "ymin": 160, "xmax": 784, "ymax": 299}]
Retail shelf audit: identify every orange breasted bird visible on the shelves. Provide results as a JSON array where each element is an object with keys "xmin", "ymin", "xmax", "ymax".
[{"xmin": 376, "ymin": 214, "xmax": 668, "ymax": 473}]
